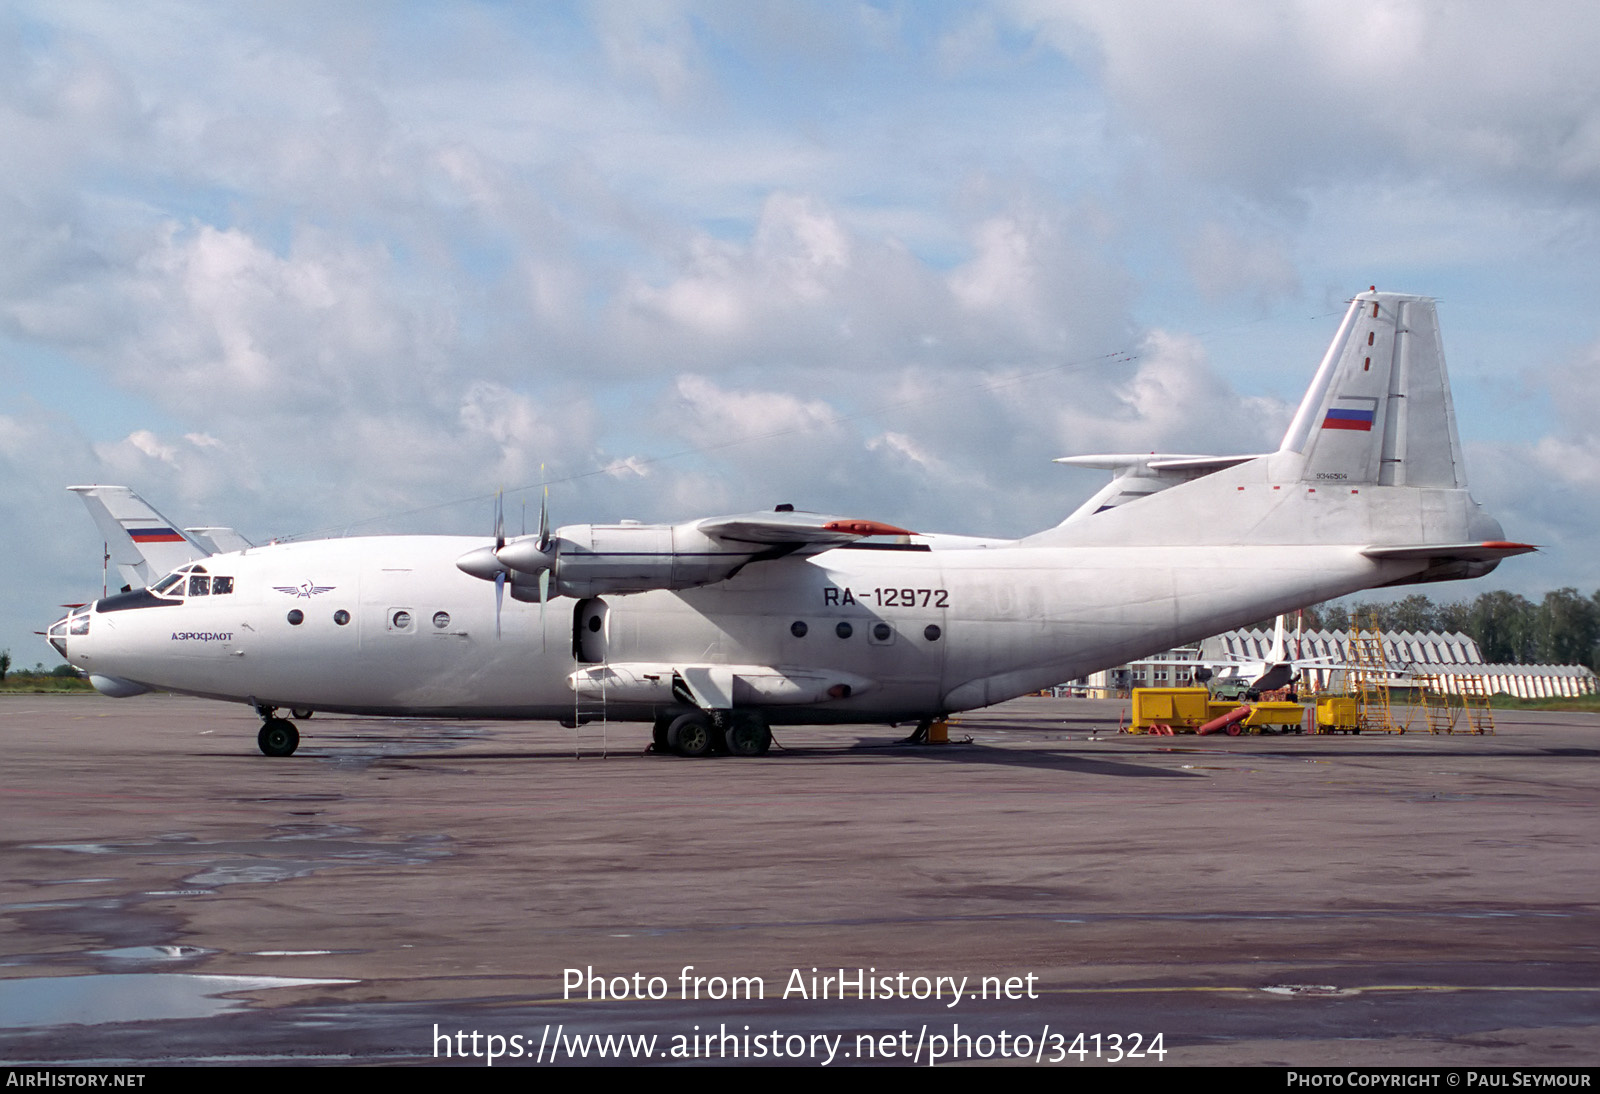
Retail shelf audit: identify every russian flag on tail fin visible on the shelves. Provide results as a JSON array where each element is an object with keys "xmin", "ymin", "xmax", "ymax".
[
  {"xmin": 1321, "ymin": 401, "xmax": 1378, "ymax": 432},
  {"xmin": 128, "ymin": 527, "xmax": 188, "ymax": 543}
]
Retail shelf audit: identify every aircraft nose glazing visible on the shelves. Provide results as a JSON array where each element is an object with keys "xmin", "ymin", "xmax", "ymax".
[
  {"xmin": 46, "ymin": 614, "xmax": 70, "ymax": 659},
  {"xmin": 45, "ymin": 605, "xmax": 92, "ymax": 660}
]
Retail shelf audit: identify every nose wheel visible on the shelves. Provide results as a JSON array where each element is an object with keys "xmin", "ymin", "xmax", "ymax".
[{"xmin": 257, "ymin": 717, "xmax": 300, "ymax": 757}]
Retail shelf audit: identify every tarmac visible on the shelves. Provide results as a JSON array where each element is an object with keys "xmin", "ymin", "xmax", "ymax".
[{"xmin": 1, "ymin": 692, "xmax": 1597, "ymax": 1067}]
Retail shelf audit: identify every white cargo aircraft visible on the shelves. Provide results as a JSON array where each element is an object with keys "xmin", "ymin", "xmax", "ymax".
[{"xmin": 47, "ymin": 291, "xmax": 1532, "ymax": 758}]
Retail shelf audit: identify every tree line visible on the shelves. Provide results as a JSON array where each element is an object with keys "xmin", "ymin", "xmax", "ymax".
[{"xmin": 1262, "ymin": 589, "xmax": 1600, "ymax": 670}]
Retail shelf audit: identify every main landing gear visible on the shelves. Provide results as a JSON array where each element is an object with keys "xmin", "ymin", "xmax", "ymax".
[
  {"xmin": 652, "ymin": 710, "xmax": 773, "ymax": 758},
  {"xmin": 253, "ymin": 704, "xmax": 301, "ymax": 757}
]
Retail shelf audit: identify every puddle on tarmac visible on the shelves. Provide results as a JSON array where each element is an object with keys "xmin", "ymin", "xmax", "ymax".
[
  {"xmin": 0, "ymin": 973, "xmax": 354, "ymax": 1029},
  {"xmin": 29, "ymin": 823, "xmax": 453, "ymax": 890},
  {"xmin": 92, "ymin": 945, "xmax": 213, "ymax": 963},
  {"xmin": 308, "ymin": 722, "xmax": 497, "ymax": 769},
  {"xmin": 4, "ymin": 823, "xmax": 450, "ymax": 990}
]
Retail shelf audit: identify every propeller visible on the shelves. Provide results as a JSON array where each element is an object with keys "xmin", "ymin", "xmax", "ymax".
[
  {"xmin": 494, "ymin": 478, "xmax": 559, "ymax": 638},
  {"xmin": 495, "ymin": 483, "xmax": 556, "ymax": 570},
  {"xmin": 454, "ymin": 481, "xmax": 560, "ymax": 642},
  {"xmin": 455, "ymin": 491, "xmax": 513, "ymax": 637}
]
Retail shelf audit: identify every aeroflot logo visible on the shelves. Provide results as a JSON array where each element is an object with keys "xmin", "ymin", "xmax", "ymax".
[
  {"xmin": 172, "ymin": 632, "xmax": 233, "ymax": 642},
  {"xmin": 273, "ymin": 581, "xmax": 336, "ymax": 598}
]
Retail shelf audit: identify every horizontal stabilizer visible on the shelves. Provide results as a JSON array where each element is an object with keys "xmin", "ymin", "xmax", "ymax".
[
  {"xmin": 1055, "ymin": 453, "xmax": 1263, "ymax": 474},
  {"xmin": 186, "ymin": 526, "xmax": 253, "ymax": 554},
  {"xmin": 1361, "ymin": 541, "xmax": 1538, "ymax": 563},
  {"xmin": 1054, "ymin": 453, "xmax": 1265, "ymax": 524}
]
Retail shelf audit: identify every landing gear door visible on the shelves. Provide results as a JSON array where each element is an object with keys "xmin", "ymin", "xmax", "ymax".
[{"xmin": 573, "ymin": 597, "xmax": 609, "ymax": 664}]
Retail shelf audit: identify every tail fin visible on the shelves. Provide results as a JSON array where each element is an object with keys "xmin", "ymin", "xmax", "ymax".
[
  {"xmin": 1266, "ymin": 614, "xmax": 1287, "ymax": 664},
  {"xmin": 1280, "ymin": 290, "xmax": 1465, "ymax": 488},
  {"xmin": 68, "ymin": 485, "xmax": 210, "ymax": 590}
]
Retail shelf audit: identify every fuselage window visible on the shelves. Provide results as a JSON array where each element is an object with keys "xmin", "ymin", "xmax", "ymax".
[
  {"xmin": 872, "ymin": 622, "xmax": 892, "ymax": 641},
  {"xmin": 287, "ymin": 609, "xmax": 304, "ymax": 625},
  {"xmin": 835, "ymin": 621, "xmax": 853, "ymax": 639},
  {"xmin": 790, "ymin": 620, "xmax": 808, "ymax": 637},
  {"xmin": 392, "ymin": 610, "xmax": 412, "ymax": 630},
  {"xmin": 923, "ymin": 624, "xmax": 942, "ymax": 642},
  {"xmin": 334, "ymin": 610, "xmax": 350, "ymax": 626},
  {"xmin": 432, "ymin": 611, "xmax": 450, "ymax": 629}
]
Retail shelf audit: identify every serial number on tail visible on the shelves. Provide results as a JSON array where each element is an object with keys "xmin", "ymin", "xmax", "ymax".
[{"xmin": 823, "ymin": 586, "xmax": 949, "ymax": 608}]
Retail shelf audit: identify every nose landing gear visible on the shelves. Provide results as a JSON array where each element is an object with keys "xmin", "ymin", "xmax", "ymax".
[
  {"xmin": 257, "ymin": 718, "xmax": 299, "ymax": 757},
  {"xmin": 251, "ymin": 702, "xmax": 301, "ymax": 756}
]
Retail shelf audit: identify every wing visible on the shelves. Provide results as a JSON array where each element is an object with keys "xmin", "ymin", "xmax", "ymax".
[
  {"xmin": 464, "ymin": 507, "xmax": 917, "ymax": 599},
  {"xmin": 695, "ymin": 510, "xmax": 914, "ymax": 546}
]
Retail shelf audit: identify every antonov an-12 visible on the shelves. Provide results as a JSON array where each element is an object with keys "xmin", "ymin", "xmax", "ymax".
[{"xmin": 48, "ymin": 291, "xmax": 1531, "ymax": 757}]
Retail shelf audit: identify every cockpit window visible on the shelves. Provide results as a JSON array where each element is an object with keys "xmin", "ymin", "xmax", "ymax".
[{"xmin": 150, "ymin": 571, "xmax": 232, "ymax": 599}]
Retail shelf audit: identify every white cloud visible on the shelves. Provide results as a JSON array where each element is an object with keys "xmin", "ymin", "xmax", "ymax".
[
  {"xmin": 590, "ymin": 0, "xmax": 709, "ymax": 105},
  {"xmin": 1010, "ymin": 0, "xmax": 1600, "ymax": 199},
  {"xmin": 1183, "ymin": 220, "xmax": 1299, "ymax": 304}
]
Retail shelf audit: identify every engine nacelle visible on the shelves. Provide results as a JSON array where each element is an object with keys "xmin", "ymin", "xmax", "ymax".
[
  {"xmin": 506, "ymin": 521, "xmax": 754, "ymax": 600},
  {"xmin": 465, "ymin": 506, "xmax": 905, "ymax": 599}
]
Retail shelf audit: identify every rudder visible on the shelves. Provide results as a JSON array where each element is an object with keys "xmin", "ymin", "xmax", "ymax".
[{"xmin": 1280, "ymin": 291, "xmax": 1466, "ymax": 489}]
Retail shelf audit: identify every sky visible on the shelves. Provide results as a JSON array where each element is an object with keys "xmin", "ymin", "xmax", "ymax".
[{"xmin": 3, "ymin": 1, "xmax": 1599, "ymax": 663}]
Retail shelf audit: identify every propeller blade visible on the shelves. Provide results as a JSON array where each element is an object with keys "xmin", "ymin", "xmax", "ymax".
[
  {"xmin": 494, "ymin": 489, "xmax": 505, "ymax": 551},
  {"xmin": 494, "ymin": 570, "xmax": 505, "ymax": 638},
  {"xmin": 537, "ymin": 468, "xmax": 550, "ymax": 551},
  {"xmin": 538, "ymin": 568, "xmax": 549, "ymax": 648}
]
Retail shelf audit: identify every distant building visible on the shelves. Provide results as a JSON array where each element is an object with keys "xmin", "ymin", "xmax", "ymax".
[
  {"xmin": 1065, "ymin": 626, "xmax": 1597, "ymax": 699},
  {"xmin": 1202, "ymin": 627, "xmax": 1483, "ymax": 690}
]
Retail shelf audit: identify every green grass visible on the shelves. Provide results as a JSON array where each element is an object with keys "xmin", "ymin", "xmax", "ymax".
[
  {"xmin": 1486, "ymin": 693, "xmax": 1600, "ymax": 713},
  {"xmin": 0, "ymin": 674, "xmax": 98, "ymax": 693}
]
